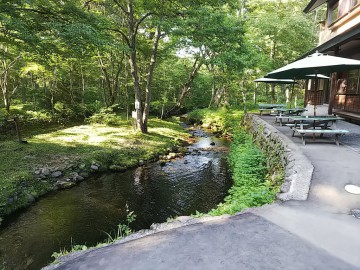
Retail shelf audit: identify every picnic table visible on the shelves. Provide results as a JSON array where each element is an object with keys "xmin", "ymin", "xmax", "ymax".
[
  {"xmin": 288, "ymin": 115, "xmax": 349, "ymax": 146},
  {"xmin": 258, "ymin": 104, "xmax": 286, "ymax": 115},
  {"xmin": 274, "ymin": 108, "xmax": 307, "ymax": 126}
]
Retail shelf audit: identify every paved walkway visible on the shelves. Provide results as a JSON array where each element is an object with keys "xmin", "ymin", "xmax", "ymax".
[{"xmin": 46, "ymin": 115, "xmax": 360, "ymax": 270}]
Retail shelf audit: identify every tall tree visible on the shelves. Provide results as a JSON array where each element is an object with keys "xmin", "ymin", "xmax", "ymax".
[
  {"xmin": 244, "ymin": 0, "xmax": 317, "ymax": 103},
  {"xmin": 167, "ymin": 5, "xmax": 246, "ymax": 113}
]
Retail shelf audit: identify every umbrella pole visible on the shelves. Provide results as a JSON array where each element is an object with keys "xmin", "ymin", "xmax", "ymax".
[
  {"xmin": 314, "ymin": 73, "xmax": 318, "ymax": 116},
  {"xmin": 290, "ymin": 83, "xmax": 295, "ymax": 108}
]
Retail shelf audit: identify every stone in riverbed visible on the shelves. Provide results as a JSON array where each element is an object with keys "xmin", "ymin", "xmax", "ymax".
[
  {"xmin": 167, "ymin": 153, "xmax": 177, "ymax": 160},
  {"xmin": 42, "ymin": 168, "xmax": 50, "ymax": 176},
  {"xmin": 75, "ymin": 175, "xmax": 84, "ymax": 181},
  {"xmin": 51, "ymin": 171, "xmax": 62, "ymax": 178},
  {"xmin": 79, "ymin": 164, "xmax": 86, "ymax": 169},
  {"xmin": 27, "ymin": 194, "xmax": 35, "ymax": 203},
  {"xmin": 79, "ymin": 172, "xmax": 89, "ymax": 178},
  {"xmin": 90, "ymin": 165, "xmax": 99, "ymax": 171}
]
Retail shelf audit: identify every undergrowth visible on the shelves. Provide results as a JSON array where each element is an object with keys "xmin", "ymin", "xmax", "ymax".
[
  {"xmin": 188, "ymin": 107, "xmax": 280, "ymax": 216},
  {"xmin": 209, "ymin": 130, "xmax": 277, "ymax": 215}
]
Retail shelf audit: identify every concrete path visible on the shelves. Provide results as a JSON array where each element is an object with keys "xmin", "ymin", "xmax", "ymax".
[{"xmin": 46, "ymin": 116, "xmax": 360, "ymax": 270}]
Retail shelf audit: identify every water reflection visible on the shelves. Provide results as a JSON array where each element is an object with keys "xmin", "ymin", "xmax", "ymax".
[{"xmin": 0, "ymin": 128, "xmax": 232, "ymax": 270}]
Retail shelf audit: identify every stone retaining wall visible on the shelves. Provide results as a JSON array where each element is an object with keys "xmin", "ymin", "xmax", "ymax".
[{"xmin": 244, "ymin": 114, "xmax": 313, "ymax": 201}]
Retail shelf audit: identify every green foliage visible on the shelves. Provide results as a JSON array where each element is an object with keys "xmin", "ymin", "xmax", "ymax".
[
  {"xmin": 187, "ymin": 108, "xmax": 280, "ymax": 216},
  {"xmin": 103, "ymin": 207, "xmax": 136, "ymax": 243},
  {"xmin": 87, "ymin": 105, "xmax": 129, "ymax": 126},
  {"xmin": 52, "ymin": 243, "xmax": 88, "ymax": 261},
  {"xmin": 210, "ymin": 130, "xmax": 276, "ymax": 215},
  {"xmin": 187, "ymin": 107, "xmax": 243, "ymax": 134},
  {"xmin": 0, "ymin": 0, "xmax": 316, "ymax": 120}
]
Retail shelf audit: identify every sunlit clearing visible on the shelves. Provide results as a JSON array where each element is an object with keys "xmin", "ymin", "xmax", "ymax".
[{"xmin": 33, "ymin": 124, "xmax": 130, "ymax": 147}]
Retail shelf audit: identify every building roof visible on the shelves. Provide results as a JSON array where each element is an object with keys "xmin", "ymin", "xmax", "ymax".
[
  {"xmin": 301, "ymin": 26, "xmax": 360, "ymax": 58},
  {"xmin": 303, "ymin": 0, "xmax": 327, "ymax": 13}
]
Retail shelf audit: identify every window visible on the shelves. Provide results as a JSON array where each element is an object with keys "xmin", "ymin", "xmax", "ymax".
[
  {"xmin": 328, "ymin": 1, "xmax": 339, "ymax": 24},
  {"xmin": 347, "ymin": 69, "xmax": 360, "ymax": 94}
]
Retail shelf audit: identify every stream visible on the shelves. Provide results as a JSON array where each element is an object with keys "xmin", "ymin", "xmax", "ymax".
[{"xmin": 0, "ymin": 127, "xmax": 232, "ymax": 270}]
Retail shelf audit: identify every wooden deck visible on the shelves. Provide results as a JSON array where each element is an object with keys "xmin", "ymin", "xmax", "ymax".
[{"xmin": 334, "ymin": 111, "xmax": 360, "ymax": 122}]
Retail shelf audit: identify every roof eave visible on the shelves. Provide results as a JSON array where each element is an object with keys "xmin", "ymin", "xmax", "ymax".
[
  {"xmin": 299, "ymin": 26, "xmax": 360, "ymax": 59},
  {"xmin": 303, "ymin": 0, "xmax": 327, "ymax": 13}
]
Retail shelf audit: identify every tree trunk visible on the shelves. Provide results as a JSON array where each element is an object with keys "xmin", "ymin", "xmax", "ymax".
[
  {"xmin": 213, "ymin": 84, "xmax": 225, "ymax": 107},
  {"xmin": 143, "ymin": 24, "xmax": 161, "ymax": 133},
  {"xmin": 271, "ymin": 83, "xmax": 275, "ymax": 103},
  {"xmin": 241, "ymin": 81, "xmax": 247, "ymax": 114},
  {"xmin": 125, "ymin": 61, "xmax": 130, "ymax": 120},
  {"xmin": 127, "ymin": 0, "xmax": 145, "ymax": 132},
  {"xmin": 80, "ymin": 63, "xmax": 85, "ymax": 105},
  {"xmin": 254, "ymin": 82, "xmax": 258, "ymax": 104},
  {"xmin": 0, "ymin": 47, "xmax": 20, "ymax": 113},
  {"xmin": 1, "ymin": 68, "xmax": 10, "ymax": 112},
  {"xmin": 208, "ymin": 77, "xmax": 216, "ymax": 108},
  {"xmin": 98, "ymin": 52, "xmax": 112, "ymax": 107},
  {"xmin": 168, "ymin": 58, "xmax": 202, "ymax": 115},
  {"xmin": 207, "ymin": 64, "xmax": 216, "ymax": 108}
]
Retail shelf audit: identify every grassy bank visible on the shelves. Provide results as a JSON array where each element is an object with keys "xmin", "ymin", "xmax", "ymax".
[
  {"xmin": 187, "ymin": 107, "xmax": 281, "ymax": 215},
  {"xmin": 0, "ymin": 113, "xmax": 189, "ymax": 221}
]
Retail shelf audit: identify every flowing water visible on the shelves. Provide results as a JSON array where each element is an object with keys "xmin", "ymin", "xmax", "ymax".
[{"xmin": 0, "ymin": 127, "xmax": 232, "ymax": 270}]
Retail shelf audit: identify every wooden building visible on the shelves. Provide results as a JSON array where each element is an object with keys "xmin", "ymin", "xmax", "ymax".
[{"xmin": 304, "ymin": 0, "xmax": 360, "ymax": 120}]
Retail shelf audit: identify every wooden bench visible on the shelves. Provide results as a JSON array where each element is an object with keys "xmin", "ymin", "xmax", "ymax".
[{"xmin": 293, "ymin": 128, "xmax": 349, "ymax": 146}]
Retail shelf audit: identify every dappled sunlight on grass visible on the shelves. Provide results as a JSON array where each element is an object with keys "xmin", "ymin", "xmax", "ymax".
[
  {"xmin": 33, "ymin": 124, "xmax": 132, "ymax": 147},
  {"xmin": 0, "ymin": 116, "xmax": 189, "ymax": 216},
  {"xmin": 31, "ymin": 119, "xmax": 187, "ymax": 150},
  {"xmin": 1, "ymin": 116, "xmax": 188, "ymax": 179}
]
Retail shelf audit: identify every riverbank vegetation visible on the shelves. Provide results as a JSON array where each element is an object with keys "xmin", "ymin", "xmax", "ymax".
[
  {"xmin": 187, "ymin": 108, "xmax": 281, "ymax": 215},
  {"xmin": 0, "ymin": 111, "xmax": 189, "ymax": 220}
]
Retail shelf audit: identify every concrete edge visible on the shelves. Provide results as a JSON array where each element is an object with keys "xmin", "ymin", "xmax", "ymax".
[
  {"xmin": 45, "ymin": 205, "xmax": 283, "ymax": 270},
  {"xmin": 42, "ymin": 214, "xmax": 235, "ymax": 269},
  {"xmin": 248, "ymin": 114, "xmax": 314, "ymax": 201}
]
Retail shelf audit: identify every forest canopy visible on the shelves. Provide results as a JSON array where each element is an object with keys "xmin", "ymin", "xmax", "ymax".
[{"xmin": 0, "ymin": 0, "xmax": 317, "ymax": 132}]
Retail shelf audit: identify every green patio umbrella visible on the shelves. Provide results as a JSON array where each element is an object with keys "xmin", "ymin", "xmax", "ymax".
[{"xmin": 266, "ymin": 52, "xmax": 360, "ymax": 115}]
